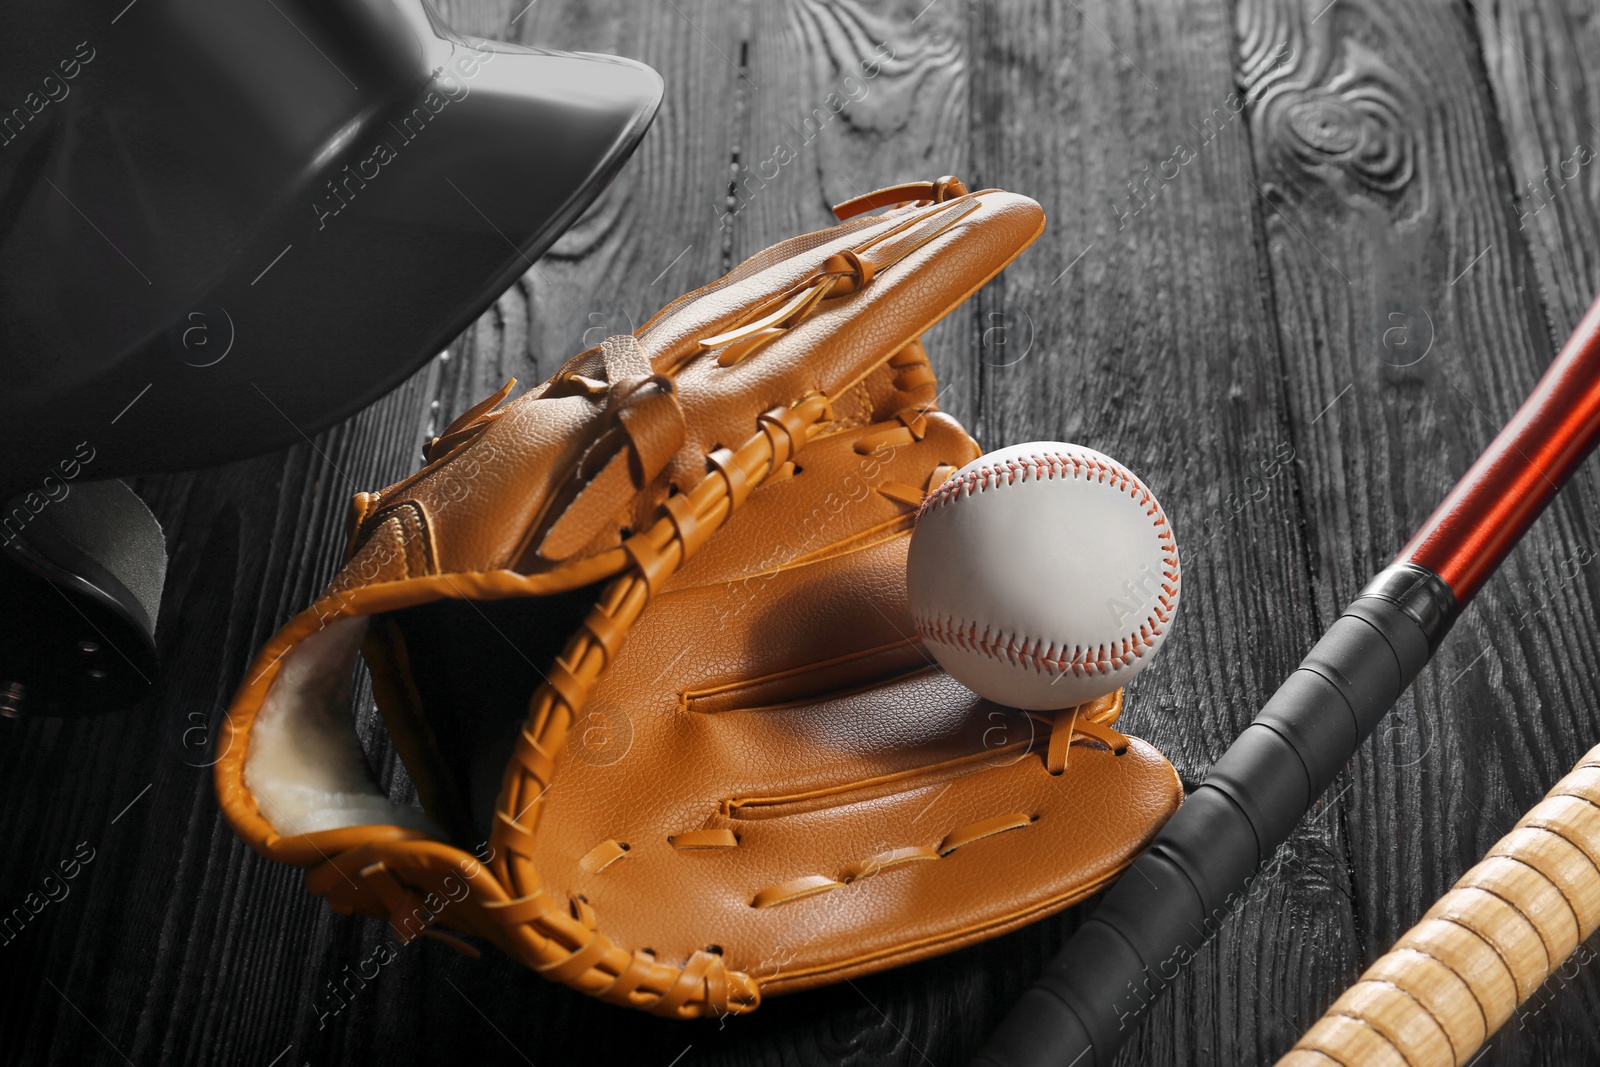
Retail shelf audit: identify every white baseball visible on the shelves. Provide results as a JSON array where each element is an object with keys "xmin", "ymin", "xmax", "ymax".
[{"xmin": 906, "ymin": 441, "xmax": 1180, "ymax": 710}]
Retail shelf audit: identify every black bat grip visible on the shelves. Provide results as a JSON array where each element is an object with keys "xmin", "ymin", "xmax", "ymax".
[{"xmin": 973, "ymin": 563, "xmax": 1457, "ymax": 1067}]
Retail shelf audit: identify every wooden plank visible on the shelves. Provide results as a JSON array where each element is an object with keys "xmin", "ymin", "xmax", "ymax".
[
  {"xmin": 1231, "ymin": 1, "xmax": 1600, "ymax": 1064},
  {"xmin": 970, "ymin": 2, "xmax": 1350, "ymax": 1064}
]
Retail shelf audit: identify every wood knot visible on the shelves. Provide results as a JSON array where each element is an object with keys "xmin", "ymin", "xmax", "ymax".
[
  {"xmin": 1243, "ymin": 17, "xmax": 1418, "ymax": 206},
  {"xmin": 1274, "ymin": 82, "xmax": 1412, "ymax": 195},
  {"xmin": 1286, "ymin": 96, "xmax": 1362, "ymax": 156}
]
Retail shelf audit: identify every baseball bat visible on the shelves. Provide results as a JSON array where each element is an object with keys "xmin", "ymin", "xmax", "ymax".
[
  {"xmin": 975, "ymin": 293, "xmax": 1600, "ymax": 1067},
  {"xmin": 1280, "ymin": 740, "xmax": 1600, "ymax": 1067}
]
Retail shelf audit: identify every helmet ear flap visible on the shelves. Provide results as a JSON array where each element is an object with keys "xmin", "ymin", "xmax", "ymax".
[{"xmin": 0, "ymin": 477, "xmax": 165, "ymax": 720}]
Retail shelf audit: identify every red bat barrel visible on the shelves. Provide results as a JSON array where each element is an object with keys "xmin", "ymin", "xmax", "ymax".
[{"xmin": 1403, "ymin": 297, "xmax": 1600, "ymax": 601}]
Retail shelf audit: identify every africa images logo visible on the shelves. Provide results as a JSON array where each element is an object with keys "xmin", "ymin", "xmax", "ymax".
[{"xmin": 310, "ymin": 41, "xmax": 498, "ymax": 231}]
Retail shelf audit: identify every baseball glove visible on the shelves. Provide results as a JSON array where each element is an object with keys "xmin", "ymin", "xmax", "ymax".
[{"xmin": 215, "ymin": 176, "xmax": 1184, "ymax": 1019}]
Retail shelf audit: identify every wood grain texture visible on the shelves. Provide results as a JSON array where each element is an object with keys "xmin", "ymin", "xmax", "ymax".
[
  {"xmin": 975, "ymin": 2, "xmax": 1344, "ymax": 1064},
  {"xmin": 3, "ymin": 0, "xmax": 1600, "ymax": 1064},
  {"xmin": 1234, "ymin": 0, "xmax": 1600, "ymax": 1064}
]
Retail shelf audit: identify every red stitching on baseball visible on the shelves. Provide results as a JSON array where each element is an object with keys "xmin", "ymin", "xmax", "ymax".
[{"xmin": 915, "ymin": 449, "xmax": 1180, "ymax": 677}]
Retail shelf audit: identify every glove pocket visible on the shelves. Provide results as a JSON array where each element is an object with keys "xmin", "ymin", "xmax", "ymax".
[{"xmin": 562, "ymin": 680, "xmax": 1180, "ymax": 998}]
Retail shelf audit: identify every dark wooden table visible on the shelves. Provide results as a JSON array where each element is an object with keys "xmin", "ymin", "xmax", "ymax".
[{"xmin": 7, "ymin": 0, "xmax": 1600, "ymax": 1063}]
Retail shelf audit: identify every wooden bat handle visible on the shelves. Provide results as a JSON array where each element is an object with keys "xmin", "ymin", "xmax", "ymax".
[{"xmin": 1278, "ymin": 744, "xmax": 1600, "ymax": 1067}]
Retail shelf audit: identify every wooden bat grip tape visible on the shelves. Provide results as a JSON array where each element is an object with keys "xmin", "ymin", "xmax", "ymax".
[{"xmin": 1277, "ymin": 746, "xmax": 1600, "ymax": 1067}]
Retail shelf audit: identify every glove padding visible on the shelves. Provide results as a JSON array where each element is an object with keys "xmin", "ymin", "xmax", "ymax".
[{"xmin": 216, "ymin": 177, "xmax": 1183, "ymax": 1019}]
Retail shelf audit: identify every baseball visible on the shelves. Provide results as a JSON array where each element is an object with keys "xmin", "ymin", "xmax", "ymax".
[{"xmin": 906, "ymin": 441, "xmax": 1180, "ymax": 710}]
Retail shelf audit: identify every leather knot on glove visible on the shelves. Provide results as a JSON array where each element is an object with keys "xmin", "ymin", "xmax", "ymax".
[{"xmin": 539, "ymin": 334, "xmax": 687, "ymax": 562}]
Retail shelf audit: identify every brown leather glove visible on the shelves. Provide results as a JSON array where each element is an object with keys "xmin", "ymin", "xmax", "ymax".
[{"xmin": 215, "ymin": 177, "xmax": 1183, "ymax": 1019}]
